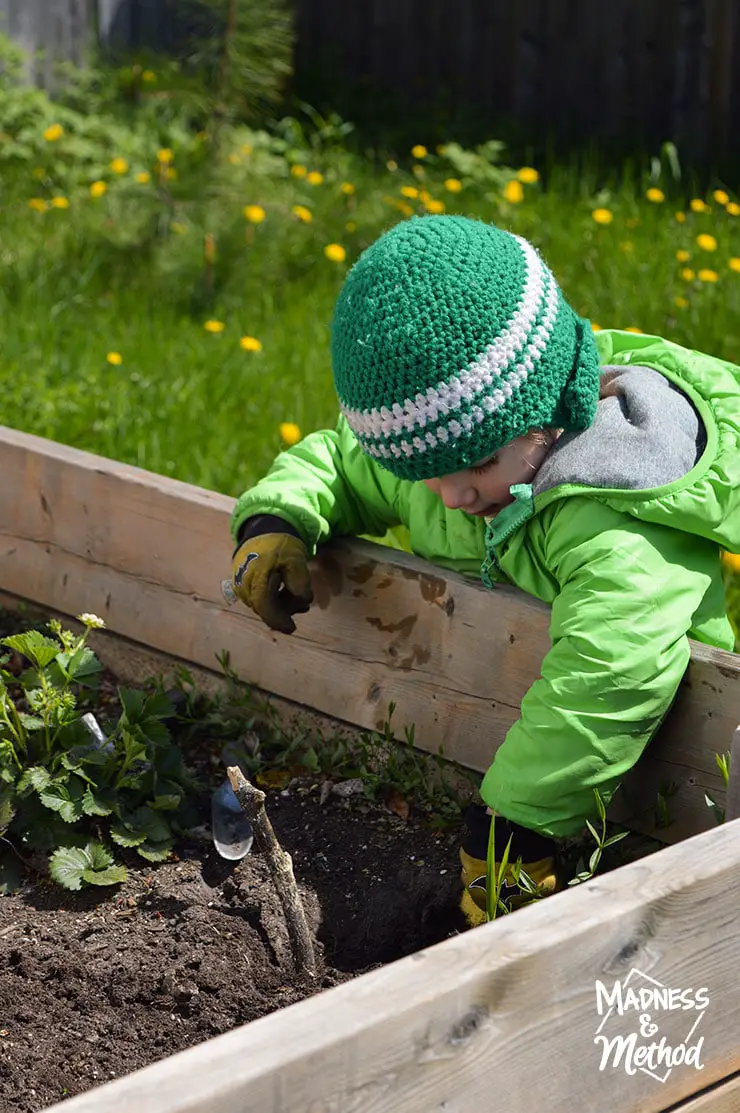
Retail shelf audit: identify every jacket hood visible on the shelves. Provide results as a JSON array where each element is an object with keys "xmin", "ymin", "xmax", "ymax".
[{"xmin": 526, "ymin": 330, "xmax": 740, "ymax": 554}]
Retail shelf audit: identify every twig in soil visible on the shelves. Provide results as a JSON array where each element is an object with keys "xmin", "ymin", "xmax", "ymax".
[{"xmin": 226, "ymin": 766, "xmax": 317, "ymax": 978}]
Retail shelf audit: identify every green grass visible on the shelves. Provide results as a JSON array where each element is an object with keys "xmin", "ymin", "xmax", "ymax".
[{"xmin": 3, "ymin": 124, "xmax": 740, "ymax": 495}]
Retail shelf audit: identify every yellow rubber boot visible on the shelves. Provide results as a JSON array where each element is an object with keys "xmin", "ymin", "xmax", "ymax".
[{"xmin": 459, "ymin": 805, "xmax": 562, "ymax": 927}]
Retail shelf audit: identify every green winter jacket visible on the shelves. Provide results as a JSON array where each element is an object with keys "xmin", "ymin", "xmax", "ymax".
[{"xmin": 231, "ymin": 330, "xmax": 740, "ymax": 837}]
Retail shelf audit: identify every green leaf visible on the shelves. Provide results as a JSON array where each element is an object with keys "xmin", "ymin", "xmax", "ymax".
[
  {"xmin": 136, "ymin": 837, "xmax": 172, "ymax": 862},
  {"xmin": 1, "ymin": 631, "xmax": 60, "ymax": 669},
  {"xmin": 150, "ymin": 793, "xmax": 182, "ymax": 811},
  {"xmin": 39, "ymin": 776, "xmax": 86, "ymax": 822},
  {"xmin": 109, "ymin": 823, "xmax": 147, "ymax": 847},
  {"xmin": 119, "ymin": 688, "xmax": 146, "ymax": 722},
  {"xmin": 0, "ymin": 795, "xmax": 16, "ymax": 835},
  {"xmin": 17, "ymin": 765, "xmax": 51, "ymax": 793},
  {"xmin": 62, "ymin": 645, "xmax": 102, "ymax": 687},
  {"xmin": 18, "ymin": 713, "xmax": 45, "ymax": 732},
  {"xmin": 122, "ymin": 806, "xmax": 170, "ymax": 843},
  {"xmin": 82, "ymin": 786, "xmax": 114, "ymax": 816},
  {"xmin": 81, "ymin": 864, "xmax": 128, "ymax": 887},
  {"xmin": 50, "ymin": 842, "xmax": 126, "ymax": 891},
  {"xmin": 48, "ymin": 846, "xmax": 89, "ymax": 890},
  {"xmin": 585, "ymin": 820, "xmax": 601, "ymax": 844}
]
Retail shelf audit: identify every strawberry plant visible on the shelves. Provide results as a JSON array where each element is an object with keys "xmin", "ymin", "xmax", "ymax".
[{"xmin": 0, "ymin": 613, "xmax": 198, "ymax": 892}]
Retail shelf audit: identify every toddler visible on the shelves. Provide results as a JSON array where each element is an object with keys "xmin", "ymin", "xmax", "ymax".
[{"xmin": 227, "ymin": 216, "xmax": 740, "ymax": 925}]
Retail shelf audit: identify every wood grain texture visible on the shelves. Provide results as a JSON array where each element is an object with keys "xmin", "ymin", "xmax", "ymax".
[
  {"xmin": 669, "ymin": 1072, "xmax": 740, "ymax": 1111},
  {"xmin": 724, "ymin": 726, "xmax": 740, "ymax": 822},
  {"xmin": 43, "ymin": 817, "xmax": 740, "ymax": 1113},
  {"xmin": 1, "ymin": 424, "xmax": 739, "ymax": 845}
]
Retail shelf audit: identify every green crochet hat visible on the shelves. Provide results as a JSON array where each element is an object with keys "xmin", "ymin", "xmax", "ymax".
[{"xmin": 331, "ymin": 215, "xmax": 601, "ymax": 480}]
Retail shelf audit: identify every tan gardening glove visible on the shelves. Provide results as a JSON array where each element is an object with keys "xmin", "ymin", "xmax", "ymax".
[{"xmin": 230, "ymin": 533, "xmax": 314, "ymax": 635}]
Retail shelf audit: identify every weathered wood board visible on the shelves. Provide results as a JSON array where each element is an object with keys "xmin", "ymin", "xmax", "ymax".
[
  {"xmin": 43, "ymin": 816, "xmax": 740, "ymax": 1113},
  {"xmin": 1, "ymin": 424, "xmax": 739, "ymax": 844}
]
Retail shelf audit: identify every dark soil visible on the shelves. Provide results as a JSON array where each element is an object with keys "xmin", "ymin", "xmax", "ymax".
[{"xmin": 0, "ymin": 779, "xmax": 465, "ymax": 1112}]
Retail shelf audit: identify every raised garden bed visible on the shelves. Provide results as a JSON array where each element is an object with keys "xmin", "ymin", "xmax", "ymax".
[{"xmin": 2, "ymin": 425, "xmax": 740, "ymax": 1113}]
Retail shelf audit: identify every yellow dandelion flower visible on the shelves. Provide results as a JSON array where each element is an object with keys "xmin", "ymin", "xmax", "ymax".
[
  {"xmin": 110, "ymin": 157, "xmax": 128, "ymax": 174},
  {"xmin": 386, "ymin": 159, "xmax": 398, "ymax": 172},
  {"xmin": 292, "ymin": 205, "xmax": 312, "ymax": 223},
  {"xmin": 690, "ymin": 198, "xmax": 709, "ymax": 213},
  {"xmin": 698, "ymin": 268, "xmax": 719, "ymax": 282},
  {"xmin": 418, "ymin": 189, "xmax": 432, "ymax": 204},
  {"xmin": 306, "ymin": 171, "xmax": 324, "ymax": 185},
  {"xmin": 591, "ymin": 322, "xmax": 602, "ymax": 332},
  {"xmin": 674, "ymin": 296, "xmax": 689, "ymax": 309},
  {"xmin": 425, "ymin": 199, "xmax": 445, "ymax": 214},
  {"xmin": 400, "ymin": 185, "xmax": 419, "ymax": 198},
  {"xmin": 503, "ymin": 180, "xmax": 524, "ymax": 204},
  {"xmin": 241, "ymin": 144, "xmax": 253, "ymax": 156},
  {"xmin": 204, "ymin": 320, "xmax": 225, "ymax": 333},
  {"xmin": 346, "ymin": 220, "xmax": 357, "ymax": 232},
  {"xmin": 106, "ymin": 352, "xmax": 123, "ymax": 365},
  {"xmin": 729, "ymin": 258, "xmax": 740, "ymax": 273},
  {"xmin": 713, "ymin": 189, "xmax": 729, "ymax": 205},
  {"xmin": 619, "ymin": 241, "xmax": 634, "ymax": 253},
  {"xmin": 444, "ymin": 178, "xmax": 463, "ymax": 193},
  {"xmin": 340, "ymin": 182, "xmax": 355, "ymax": 195},
  {"xmin": 240, "ymin": 336, "xmax": 263, "ymax": 352},
  {"xmin": 675, "ymin": 211, "xmax": 687, "ymax": 223},
  {"xmin": 411, "ymin": 144, "xmax": 428, "ymax": 159},
  {"xmin": 142, "ymin": 70, "xmax": 157, "ymax": 83},
  {"xmin": 592, "ymin": 207, "xmax": 613, "ymax": 224},
  {"xmin": 228, "ymin": 153, "xmax": 241, "ymax": 165},
  {"xmin": 681, "ymin": 268, "xmax": 695, "ymax": 281},
  {"xmin": 279, "ymin": 422, "xmax": 301, "ymax": 445},
  {"xmin": 722, "ymin": 550, "xmax": 740, "ymax": 573},
  {"xmin": 624, "ymin": 327, "xmax": 643, "ymax": 333},
  {"xmin": 291, "ymin": 164, "xmax": 307, "ymax": 178},
  {"xmin": 50, "ymin": 196, "xmax": 69, "ymax": 209},
  {"xmin": 135, "ymin": 171, "xmax": 151, "ymax": 184},
  {"xmin": 243, "ymin": 204, "xmax": 266, "ymax": 223},
  {"xmin": 43, "ymin": 123, "xmax": 64, "ymax": 142},
  {"xmin": 517, "ymin": 167, "xmax": 540, "ymax": 184},
  {"xmin": 324, "ymin": 243, "xmax": 347, "ymax": 263},
  {"xmin": 676, "ymin": 249, "xmax": 690, "ymax": 263},
  {"xmin": 89, "ymin": 180, "xmax": 107, "ymax": 198},
  {"xmin": 726, "ymin": 202, "xmax": 740, "ymax": 216},
  {"xmin": 157, "ymin": 148, "xmax": 174, "ymax": 164},
  {"xmin": 28, "ymin": 198, "xmax": 48, "ymax": 213},
  {"xmin": 397, "ymin": 202, "xmax": 413, "ymax": 217},
  {"xmin": 646, "ymin": 187, "xmax": 665, "ymax": 203},
  {"xmin": 696, "ymin": 233, "xmax": 717, "ymax": 251}
]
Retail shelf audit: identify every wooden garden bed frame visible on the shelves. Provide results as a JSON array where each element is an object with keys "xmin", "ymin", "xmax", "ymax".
[{"xmin": 2, "ymin": 424, "xmax": 740, "ymax": 1113}]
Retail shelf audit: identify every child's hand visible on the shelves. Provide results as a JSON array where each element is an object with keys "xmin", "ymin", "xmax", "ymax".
[{"xmin": 230, "ymin": 534, "xmax": 314, "ymax": 634}]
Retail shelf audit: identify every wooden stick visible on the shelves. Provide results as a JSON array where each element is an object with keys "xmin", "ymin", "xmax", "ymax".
[
  {"xmin": 226, "ymin": 766, "xmax": 316, "ymax": 978},
  {"xmin": 725, "ymin": 726, "xmax": 740, "ymax": 822}
]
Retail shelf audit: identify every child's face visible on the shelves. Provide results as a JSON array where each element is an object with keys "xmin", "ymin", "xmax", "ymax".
[{"xmin": 423, "ymin": 433, "xmax": 552, "ymax": 518}]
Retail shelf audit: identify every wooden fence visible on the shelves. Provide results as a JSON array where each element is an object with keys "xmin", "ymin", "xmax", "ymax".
[
  {"xmin": 294, "ymin": 0, "xmax": 739, "ymax": 167},
  {"xmin": 1, "ymin": 0, "xmax": 739, "ymax": 167}
]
